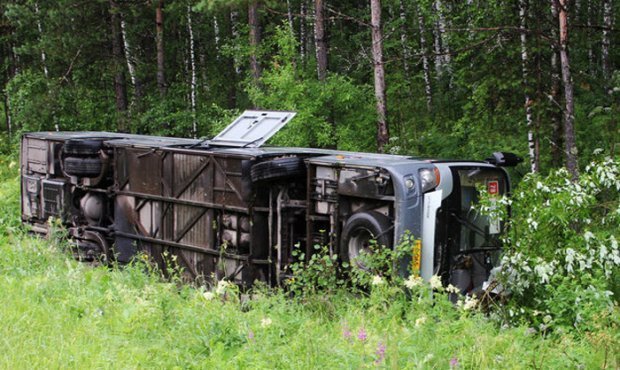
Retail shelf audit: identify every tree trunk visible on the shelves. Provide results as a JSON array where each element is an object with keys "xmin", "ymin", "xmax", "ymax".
[
  {"xmin": 300, "ymin": 1, "xmax": 307, "ymax": 65},
  {"xmin": 248, "ymin": 1, "xmax": 262, "ymax": 86},
  {"xmin": 556, "ymin": 0, "xmax": 579, "ymax": 179},
  {"xmin": 586, "ymin": 0, "xmax": 594, "ymax": 70},
  {"xmin": 314, "ymin": 0, "xmax": 328, "ymax": 81},
  {"xmin": 370, "ymin": 0, "xmax": 389, "ymax": 152},
  {"xmin": 519, "ymin": 0, "xmax": 538, "ymax": 173},
  {"xmin": 286, "ymin": 0, "xmax": 294, "ymax": 32},
  {"xmin": 187, "ymin": 5, "xmax": 197, "ymax": 138},
  {"xmin": 120, "ymin": 15, "xmax": 141, "ymax": 103},
  {"xmin": 213, "ymin": 15, "xmax": 220, "ymax": 59},
  {"xmin": 33, "ymin": 2, "xmax": 49, "ymax": 78},
  {"xmin": 398, "ymin": 0, "xmax": 410, "ymax": 78},
  {"xmin": 226, "ymin": 10, "xmax": 238, "ymax": 108},
  {"xmin": 550, "ymin": 3, "xmax": 563, "ymax": 168},
  {"xmin": 110, "ymin": 0, "xmax": 128, "ymax": 132},
  {"xmin": 601, "ymin": 0, "xmax": 612, "ymax": 82},
  {"xmin": 156, "ymin": 0, "xmax": 166, "ymax": 95},
  {"xmin": 416, "ymin": 4, "xmax": 433, "ymax": 112},
  {"xmin": 3, "ymin": 92, "xmax": 11, "ymax": 137}
]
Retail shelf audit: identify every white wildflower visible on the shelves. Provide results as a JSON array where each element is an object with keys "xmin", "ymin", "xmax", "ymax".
[
  {"xmin": 261, "ymin": 317, "xmax": 272, "ymax": 328},
  {"xmin": 429, "ymin": 275, "xmax": 443, "ymax": 290},
  {"xmin": 446, "ymin": 284, "xmax": 461, "ymax": 294},
  {"xmin": 371, "ymin": 275, "xmax": 385, "ymax": 286},
  {"xmin": 404, "ymin": 275, "xmax": 423, "ymax": 289},
  {"xmin": 584, "ymin": 231, "xmax": 595, "ymax": 242},
  {"xmin": 215, "ymin": 280, "xmax": 231, "ymax": 295},
  {"xmin": 462, "ymin": 296, "xmax": 479, "ymax": 311},
  {"xmin": 203, "ymin": 291, "xmax": 215, "ymax": 301},
  {"xmin": 415, "ymin": 316, "xmax": 427, "ymax": 327}
]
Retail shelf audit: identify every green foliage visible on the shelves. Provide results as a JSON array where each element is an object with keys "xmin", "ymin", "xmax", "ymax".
[
  {"xmin": 246, "ymin": 27, "xmax": 376, "ymax": 151},
  {"xmin": 488, "ymin": 154, "xmax": 620, "ymax": 336},
  {"xmin": 286, "ymin": 243, "xmax": 344, "ymax": 297}
]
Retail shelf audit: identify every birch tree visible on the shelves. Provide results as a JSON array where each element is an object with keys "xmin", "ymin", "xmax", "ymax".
[
  {"xmin": 187, "ymin": 5, "xmax": 197, "ymax": 137},
  {"xmin": 370, "ymin": 0, "xmax": 388, "ymax": 152},
  {"xmin": 550, "ymin": 3, "xmax": 563, "ymax": 167},
  {"xmin": 416, "ymin": 4, "xmax": 432, "ymax": 112},
  {"xmin": 601, "ymin": 0, "xmax": 612, "ymax": 82},
  {"xmin": 33, "ymin": 2, "xmax": 48, "ymax": 78},
  {"xmin": 519, "ymin": 0, "xmax": 538, "ymax": 172}
]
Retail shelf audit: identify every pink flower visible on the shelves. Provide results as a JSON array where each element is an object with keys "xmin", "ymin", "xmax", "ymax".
[
  {"xmin": 357, "ymin": 328, "xmax": 367, "ymax": 342},
  {"xmin": 450, "ymin": 357, "xmax": 459, "ymax": 368},
  {"xmin": 374, "ymin": 342, "xmax": 386, "ymax": 364},
  {"xmin": 343, "ymin": 327, "xmax": 352, "ymax": 341}
]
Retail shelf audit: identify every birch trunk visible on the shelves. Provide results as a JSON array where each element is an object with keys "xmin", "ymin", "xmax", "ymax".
[
  {"xmin": 416, "ymin": 5, "xmax": 433, "ymax": 112},
  {"xmin": 119, "ymin": 18, "xmax": 139, "ymax": 95},
  {"xmin": 557, "ymin": 0, "xmax": 579, "ymax": 179},
  {"xmin": 286, "ymin": 0, "xmax": 294, "ymax": 32},
  {"xmin": 435, "ymin": 0, "xmax": 450, "ymax": 67},
  {"xmin": 398, "ymin": 0, "xmax": 410, "ymax": 77},
  {"xmin": 520, "ymin": 0, "xmax": 538, "ymax": 173},
  {"xmin": 248, "ymin": 1, "xmax": 261, "ymax": 86},
  {"xmin": 586, "ymin": 0, "xmax": 594, "ymax": 69},
  {"xmin": 156, "ymin": 0, "xmax": 166, "ymax": 95},
  {"xmin": 187, "ymin": 5, "xmax": 197, "ymax": 138},
  {"xmin": 213, "ymin": 15, "xmax": 220, "ymax": 59},
  {"xmin": 550, "ymin": 3, "xmax": 563, "ymax": 167},
  {"xmin": 33, "ymin": 2, "xmax": 49, "ymax": 78},
  {"xmin": 314, "ymin": 0, "xmax": 328, "ymax": 81},
  {"xmin": 601, "ymin": 0, "xmax": 612, "ymax": 81},
  {"xmin": 300, "ymin": 1, "xmax": 307, "ymax": 64},
  {"xmin": 370, "ymin": 0, "xmax": 389, "ymax": 152}
]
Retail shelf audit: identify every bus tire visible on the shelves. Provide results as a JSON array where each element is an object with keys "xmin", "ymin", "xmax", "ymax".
[
  {"xmin": 250, "ymin": 157, "xmax": 305, "ymax": 183},
  {"xmin": 63, "ymin": 138, "xmax": 104, "ymax": 156},
  {"xmin": 64, "ymin": 157, "xmax": 103, "ymax": 177},
  {"xmin": 340, "ymin": 211, "xmax": 392, "ymax": 269}
]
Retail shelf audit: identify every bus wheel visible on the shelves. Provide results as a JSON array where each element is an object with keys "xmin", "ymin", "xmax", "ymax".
[
  {"xmin": 250, "ymin": 157, "xmax": 305, "ymax": 182},
  {"xmin": 340, "ymin": 211, "xmax": 392, "ymax": 270},
  {"xmin": 63, "ymin": 138, "xmax": 104, "ymax": 156},
  {"xmin": 64, "ymin": 157, "xmax": 103, "ymax": 177}
]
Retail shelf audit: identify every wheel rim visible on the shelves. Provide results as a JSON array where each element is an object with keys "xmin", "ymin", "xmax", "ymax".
[{"xmin": 348, "ymin": 227, "xmax": 375, "ymax": 269}]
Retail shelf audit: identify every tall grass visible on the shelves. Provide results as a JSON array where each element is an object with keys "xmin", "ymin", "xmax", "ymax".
[{"xmin": 0, "ymin": 159, "xmax": 615, "ymax": 369}]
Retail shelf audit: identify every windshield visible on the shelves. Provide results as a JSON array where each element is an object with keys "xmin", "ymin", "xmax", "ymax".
[{"xmin": 434, "ymin": 166, "xmax": 508, "ymax": 289}]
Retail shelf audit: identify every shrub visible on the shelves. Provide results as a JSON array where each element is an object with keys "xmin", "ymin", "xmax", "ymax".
[{"xmin": 487, "ymin": 154, "xmax": 620, "ymax": 334}]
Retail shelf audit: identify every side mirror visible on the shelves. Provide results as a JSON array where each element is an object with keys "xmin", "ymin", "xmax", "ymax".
[{"xmin": 485, "ymin": 152, "xmax": 523, "ymax": 167}]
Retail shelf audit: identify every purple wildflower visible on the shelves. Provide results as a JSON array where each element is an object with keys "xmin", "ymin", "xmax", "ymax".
[
  {"xmin": 343, "ymin": 326, "xmax": 352, "ymax": 341},
  {"xmin": 357, "ymin": 328, "xmax": 367, "ymax": 342},
  {"xmin": 450, "ymin": 357, "xmax": 459, "ymax": 368},
  {"xmin": 374, "ymin": 342, "xmax": 386, "ymax": 364},
  {"xmin": 248, "ymin": 330, "xmax": 255, "ymax": 342}
]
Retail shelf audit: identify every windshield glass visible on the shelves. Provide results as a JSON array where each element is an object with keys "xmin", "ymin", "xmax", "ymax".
[{"xmin": 453, "ymin": 168, "xmax": 507, "ymax": 252}]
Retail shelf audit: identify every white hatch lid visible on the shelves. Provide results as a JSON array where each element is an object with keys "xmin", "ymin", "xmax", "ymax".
[{"xmin": 210, "ymin": 110, "xmax": 296, "ymax": 147}]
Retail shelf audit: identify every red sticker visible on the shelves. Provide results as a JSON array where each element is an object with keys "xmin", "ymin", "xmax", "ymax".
[{"xmin": 487, "ymin": 180, "xmax": 499, "ymax": 195}]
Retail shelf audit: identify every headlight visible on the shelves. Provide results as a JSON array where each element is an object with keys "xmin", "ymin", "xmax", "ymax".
[{"xmin": 419, "ymin": 167, "xmax": 440, "ymax": 193}]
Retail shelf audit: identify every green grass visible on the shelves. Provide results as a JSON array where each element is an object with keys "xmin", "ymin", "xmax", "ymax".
[{"xmin": 0, "ymin": 159, "xmax": 616, "ymax": 369}]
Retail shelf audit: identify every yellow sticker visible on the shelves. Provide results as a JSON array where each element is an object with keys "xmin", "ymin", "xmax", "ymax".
[{"xmin": 412, "ymin": 239, "xmax": 422, "ymax": 276}]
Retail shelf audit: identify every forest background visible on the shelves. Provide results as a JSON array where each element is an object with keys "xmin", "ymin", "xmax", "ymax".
[{"xmin": 0, "ymin": 0, "xmax": 617, "ymax": 173}]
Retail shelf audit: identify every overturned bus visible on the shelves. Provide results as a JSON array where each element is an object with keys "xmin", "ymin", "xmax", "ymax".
[{"xmin": 20, "ymin": 111, "xmax": 521, "ymax": 292}]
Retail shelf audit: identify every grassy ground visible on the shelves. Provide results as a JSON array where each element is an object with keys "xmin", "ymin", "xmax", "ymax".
[{"xmin": 0, "ymin": 158, "xmax": 615, "ymax": 369}]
